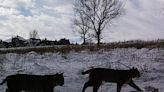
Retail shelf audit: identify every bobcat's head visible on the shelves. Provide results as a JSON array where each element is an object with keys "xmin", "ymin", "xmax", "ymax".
[
  {"xmin": 52, "ymin": 73, "xmax": 64, "ymax": 86},
  {"xmin": 131, "ymin": 67, "xmax": 140, "ymax": 78}
]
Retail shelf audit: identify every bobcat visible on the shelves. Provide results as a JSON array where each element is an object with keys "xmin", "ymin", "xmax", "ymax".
[
  {"xmin": 0, "ymin": 73, "xmax": 64, "ymax": 92},
  {"xmin": 82, "ymin": 68, "xmax": 142, "ymax": 92}
]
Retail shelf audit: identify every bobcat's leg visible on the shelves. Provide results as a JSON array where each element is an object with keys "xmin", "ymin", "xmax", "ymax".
[
  {"xmin": 43, "ymin": 88, "xmax": 53, "ymax": 92},
  {"xmin": 5, "ymin": 89, "xmax": 9, "ymax": 92},
  {"xmin": 117, "ymin": 83, "xmax": 123, "ymax": 92},
  {"xmin": 82, "ymin": 81, "xmax": 93, "ymax": 92},
  {"xmin": 128, "ymin": 80, "xmax": 142, "ymax": 91},
  {"xmin": 93, "ymin": 83, "xmax": 101, "ymax": 92},
  {"xmin": 7, "ymin": 89, "xmax": 20, "ymax": 92}
]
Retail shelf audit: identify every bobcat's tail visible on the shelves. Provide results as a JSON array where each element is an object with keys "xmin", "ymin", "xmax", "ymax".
[
  {"xmin": 0, "ymin": 77, "xmax": 7, "ymax": 85},
  {"xmin": 82, "ymin": 69, "xmax": 94, "ymax": 75}
]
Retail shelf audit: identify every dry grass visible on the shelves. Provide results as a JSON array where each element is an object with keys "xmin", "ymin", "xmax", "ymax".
[{"xmin": 0, "ymin": 39, "xmax": 164, "ymax": 54}]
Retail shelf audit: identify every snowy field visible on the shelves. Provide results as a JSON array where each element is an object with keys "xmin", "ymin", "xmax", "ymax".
[{"xmin": 0, "ymin": 48, "xmax": 164, "ymax": 92}]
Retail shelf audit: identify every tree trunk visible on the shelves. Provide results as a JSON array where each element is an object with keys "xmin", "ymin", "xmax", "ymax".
[
  {"xmin": 97, "ymin": 32, "xmax": 101, "ymax": 45},
  {"xmin": 83, "ymin": 37, "xmax": 86, "ymax": 45}
]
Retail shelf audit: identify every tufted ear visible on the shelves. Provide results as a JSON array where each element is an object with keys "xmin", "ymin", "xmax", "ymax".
[
  {"xmin": 132, "ymin": 67, "xmax": 137, "ymax": 69},
  {"xmin": 60, "ymin": 72, "xmax": 64, "ymax": 75},
  {"xmin": 56, "ymin": 73, "xmax": 59, "ymax": 75}
]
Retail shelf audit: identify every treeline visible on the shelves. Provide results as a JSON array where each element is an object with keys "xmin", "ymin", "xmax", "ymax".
[{"xmin": 0, "ymin": 35, "xmax": 70, "ymax": 48}]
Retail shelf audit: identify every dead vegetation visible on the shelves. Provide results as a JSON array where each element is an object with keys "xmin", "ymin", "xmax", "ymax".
[{"xmin": 0, "ymin": 39, "xmax": 164, "ymax": 54}]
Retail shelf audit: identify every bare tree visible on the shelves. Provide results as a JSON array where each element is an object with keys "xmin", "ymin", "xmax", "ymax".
[
  {"xmin": 74, "ymin": 0, "xmax": 122, "ymax": 45},
  {"xmin": 29, "ymin": 30, "xmax": 39, "ymax": 39},
  {"xmin": 73, "ymin": 9, "xmax": 91, "ymax": 44}
]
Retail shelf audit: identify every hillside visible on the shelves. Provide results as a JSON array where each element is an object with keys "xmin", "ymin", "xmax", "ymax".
[{"xmin": 0, "ymin": 48, "xmax": 164, "ymax": 92}]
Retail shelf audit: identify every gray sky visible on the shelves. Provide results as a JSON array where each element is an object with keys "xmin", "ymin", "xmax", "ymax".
[{"xmin": 0, "ymin": 0, "xmax": 164, "ymax": 43}]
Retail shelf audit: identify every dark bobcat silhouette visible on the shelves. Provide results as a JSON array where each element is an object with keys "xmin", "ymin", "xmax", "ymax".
[
  {"xmin": 0, "ymin": 73, "xmax": 64, "ymax": 92},
  {"xmin": 82, "ymin": 68, "xmax": 142, "ymax": 92}
]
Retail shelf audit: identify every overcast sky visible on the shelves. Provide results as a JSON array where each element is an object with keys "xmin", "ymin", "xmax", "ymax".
[{"xmin": 0, "ymin": 0, "xmax": 164, "ymax": 43}]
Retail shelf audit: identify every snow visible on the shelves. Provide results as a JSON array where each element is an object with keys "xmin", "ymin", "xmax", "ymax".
[{"xmin": 0, "ymin": 48, "xmax": 164, "ymax": 92}]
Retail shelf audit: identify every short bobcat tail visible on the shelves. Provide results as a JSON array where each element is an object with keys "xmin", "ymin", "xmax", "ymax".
[
  {"xmin": 0, "ymin": 77, "xmax": 7, "ymax": 85},
  {"xmin": 82, "ymin": 69, "xmax": 93, "ymax": 75}
]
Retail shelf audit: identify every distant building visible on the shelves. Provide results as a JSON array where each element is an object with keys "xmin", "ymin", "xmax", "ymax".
[
  {"xmin": 0, "ymin": 40, "xmax": 5, "ymax": 48},
  {"xmin": 37, "ymin": 38, "xmax": 70, "ymax": 46},
  {"xmin": 11, "ymin": 36, "xmax": 27, "ymax": 47},
  {"xmin": 1, "ymin": 36, "xmax": 27, "ymax": 48},
  {"xmin": 0, "ymin": 36, "xmax": 71, "ymax": 48},
  {"xmin": 28, "ymin": 38, "xmax": 41, "ymax": 46},
  {"xmin": 58, "ymin": 38, "xmax": 70, "ymax": 45},
  {"xmin": 37, "ymin": 39, "xmax": 58, "ymax": 46}
]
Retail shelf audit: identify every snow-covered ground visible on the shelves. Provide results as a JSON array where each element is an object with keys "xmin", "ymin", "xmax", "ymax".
[{"xmin": 0, "ymin": 48, "xmax": 164, "ymax": 92}]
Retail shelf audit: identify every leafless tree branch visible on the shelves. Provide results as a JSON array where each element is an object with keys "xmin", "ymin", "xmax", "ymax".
[{"xmin": 74, "ymin": 0, "xmax": 123, "ymax": 45}]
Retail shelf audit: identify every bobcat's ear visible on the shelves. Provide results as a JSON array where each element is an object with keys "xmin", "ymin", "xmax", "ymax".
[
  {"xmin": 132, "ymin": 67, "xmax": 137, "ymax": 69},
  {"xmin": 56, "ymin": 73, "xmax": 59, "ymax": 75},
  {"xmin": 132, "ymin": 67, "xmax": 138, "ymax": 70},
  {"xmin": 60, "ymin": 72, "xmax": 64, "ymax": 75}
]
